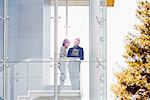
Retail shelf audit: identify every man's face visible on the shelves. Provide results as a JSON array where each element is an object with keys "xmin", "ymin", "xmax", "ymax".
[{"xmin": 74, "ymin": 39, "xmax": 80, "ymax": 46}]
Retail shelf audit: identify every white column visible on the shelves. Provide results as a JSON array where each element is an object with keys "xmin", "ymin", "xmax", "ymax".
[
  {"xmin": 54, "ymin": 0, "xmax": 58, "ymax": 100},
  {"xmin": 42, "ymin": 0, "xmax": 51, "ymax": 85},
  {"xmin": 89, "ymin": 0, "xmax": 101, "ymax": 100},
  {"xmin": 100, "ymin": 0, "xmax": 107, "ymax": 99}
]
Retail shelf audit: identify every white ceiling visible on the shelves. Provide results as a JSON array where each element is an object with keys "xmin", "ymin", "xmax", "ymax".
[{"xmin": 50, "ymin": 0, "xmax": 89, "ymax": 6}]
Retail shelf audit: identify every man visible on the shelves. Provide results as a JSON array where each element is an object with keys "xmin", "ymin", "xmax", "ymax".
[
  {"xmin": 67, "ymin": 38, "xmax": 84, "ymax": 90},
  {"xmin": 67, "ymin": 38, "xmax": 84, "ymax": 60}
]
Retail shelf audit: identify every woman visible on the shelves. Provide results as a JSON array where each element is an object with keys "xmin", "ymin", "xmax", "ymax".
[
  {"xmin": 60, "ymin": 39, "xmax": 70, "ymax": 58},
  {"xmin": 59, "ymin": 39, "xmax": 70, "ymax": 89}
]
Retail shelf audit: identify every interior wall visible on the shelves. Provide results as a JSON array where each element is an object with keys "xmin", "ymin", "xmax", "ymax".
[
  {"xmin": 7, "ymin": 0, "xmax": 46, "ymax": 100},
  {"xmin": 6, "ymin": 0, "xmax": 44, "ymax": 61},
  {"xmin": 17, "ymin": 0, "xmax": 43, "ymax": 60}
]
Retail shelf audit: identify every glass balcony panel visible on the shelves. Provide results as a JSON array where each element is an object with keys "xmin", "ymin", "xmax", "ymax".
[
  {"xmin": 59, "ymin": 58, "xmax": 81, "ymax": 90},
  {"xmin": 27, "ymin": 61, "xmax": 51, "ymax": 91},
  {"xmin": 8, "ymin": 62, "xmax": 28, "ymax": 100},
  {"xmin": 6, "ymin": 59, "xmax": 84, "ymax": 99}
]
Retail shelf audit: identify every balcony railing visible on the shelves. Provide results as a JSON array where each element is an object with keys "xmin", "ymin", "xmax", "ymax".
[
  {"xmin": 0, "ymin": 57, "xmax": 105, "ymax": 100},
  {"xmin": 0, "ymin": 58, "xmax": 84, "ymax": 100}
]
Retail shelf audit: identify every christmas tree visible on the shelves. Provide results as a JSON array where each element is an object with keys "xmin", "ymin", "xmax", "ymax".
[{"xmin": 112, "ymin": 1, "xmax": 150, "ymax": 99}]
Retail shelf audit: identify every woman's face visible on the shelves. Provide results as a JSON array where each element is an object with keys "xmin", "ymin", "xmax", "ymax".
[{"xmin": 65, "ymin": 42, "xmax": 70, "ymax": 48}]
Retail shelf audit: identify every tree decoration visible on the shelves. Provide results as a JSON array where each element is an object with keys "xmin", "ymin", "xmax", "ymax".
[
  {"xmin": 112, "ymin": 1, "xmax": 150, "ymax": 99},
  {"xmin": 107, "ymin": 0, "xmax": 115, "ymax": 7}
]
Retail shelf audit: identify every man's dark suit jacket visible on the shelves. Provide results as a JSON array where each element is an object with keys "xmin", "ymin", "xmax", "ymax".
[{"xmin": 67, "ymin": 46, "xmax": 84, "ymax": 60}]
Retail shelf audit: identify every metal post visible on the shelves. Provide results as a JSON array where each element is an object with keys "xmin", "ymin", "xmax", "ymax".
[
  {"xmin": 54, "ymin": 0, "xmax": 58, "ymax": 99},
  {"xmin": 65, "ymin": 0, "xmax": 68, "ymax": 37},
  {"xmin": 3, "ymin": 0, "xmax": 8, "ymax": 100}
]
